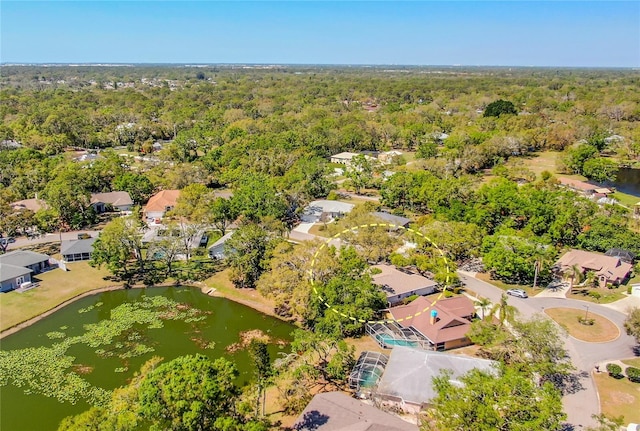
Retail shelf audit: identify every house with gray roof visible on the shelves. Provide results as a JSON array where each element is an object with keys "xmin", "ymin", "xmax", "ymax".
[
  {"xmin": 208, "ymin": 231, "xmax": 234, "ymax": 259},
  {"xmin": 293, "ymin": 392, "xmax": 417, "ymax": 431},
  {"xmin": 371, "ymin": 212, "xmax": 411, "ymax": 228},
  {"xmin": 0, "ymin": 263, "xmax": 33, "ymax": 292},
  {"xmin": 90, "ymin": 191, "xmax": 134, "ymax": 213},
  {"xmin": 371, "ymin": 264, "xmax": 437, "ymax": 306},
  {"xmin": 61, "ymin": 237, "xmax": 97, "ymax": 262},
  {"xmin": 302, "ymin": 200, "xmax": 355, "ymax": 223},
  {"xmin": 0, "ymin": 250, "xmax": 51, "ymax": 274},
  {"xmin": 374, "ymin": 346, "xmax": 497, "ymax": 413}
]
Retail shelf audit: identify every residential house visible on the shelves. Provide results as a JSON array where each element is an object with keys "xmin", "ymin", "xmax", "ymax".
[
  {"xmin": 0, "ymin": 264, "xmax": 33, "ymax": 292},
  {"xmin": 293, "ymin": 392, "xmax": 417, "ymax": 431},
  {"xmin": 301, "ymin": 200, "xmax": 355, "ymax": 223},
  {"xmin": 330, "ymin": 152, "xmax": 359, "ymax": 165},
  {"xmin": 371, "ymin": 212, "xmax": 411, "ymax": 228},
  {"xmin": 0, "ymin": 250, "xmax": 51, "ymax": 274},
  {"xmin": 10, "ymin": 198, "xmax": 47, "ymax": 213},
  {"xmin": 557, "ymin": 249, "xmax": 633, "ymax": 287},
  {"xmin": 557, "ymin": 177, "xmax": 612, "ymax": 198},
  {"xmin": 90, "ymin": 191, "xmax": 134, "ymax": 213},
  {"xmin": 371, "ymin": 264, "xmax": 437, "ymax": 306},
  {"xmin": 208, "ymin": 232, "xmax": 234, "ymax": 259},
  {"xmin": 61, "ymin": 237, "xmax": 97, "ymax": 262},
  {"xmin": 389, "ymin": 296, "xmax": 476, "ymax": 350},
  {"xmin": 143, "ymin": 190, "xmax": 180, "ymax": 221},
  {"xmin": 378, "ymin": 150, "xmax": 403, "ymax": 164},
  {"xmin": 374, "ymin": 346, "xmax": 497, "ymax": 413}
]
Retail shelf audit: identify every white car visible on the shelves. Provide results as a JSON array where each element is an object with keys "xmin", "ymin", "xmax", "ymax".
[{"xmin": 506, "ymin": 289, "xmax": 528, "ymax": 298}]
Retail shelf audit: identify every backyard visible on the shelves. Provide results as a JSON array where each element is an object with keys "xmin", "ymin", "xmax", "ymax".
[{"xmin": 0, "ymin": 261, "xmax": 118, "ymax": 332}]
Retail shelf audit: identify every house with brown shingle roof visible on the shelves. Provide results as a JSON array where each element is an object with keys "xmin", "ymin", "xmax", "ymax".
[
  {"xmin": 143, "ymin": 190, "xmax": 180, "ymax": 221},
  {"xmin": 371, "ymin": 264, "xmax": 437, "ymax": 306},
  {"xmin": 389, "ymin": 296, "xmax": 475, "ymax": 351},
  {"xmin": 90, "ymin": 191, "xmax": 133, "ymax": 213},
  {"xmin": 557, "ymin": 249, "xmax": 633, "ymax": 287},
  {"xmin": 293, "ymin": 392, "xmax": 418, "ymax": 431}
]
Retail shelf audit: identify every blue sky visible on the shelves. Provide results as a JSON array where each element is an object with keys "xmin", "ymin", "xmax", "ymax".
[{"xmin": 1, "ymin": 1, "xmax": 638, "ymax": 67}]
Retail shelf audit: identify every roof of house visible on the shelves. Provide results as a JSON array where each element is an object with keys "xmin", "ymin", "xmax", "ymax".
[
  {"xmin": 330, "ymin": 152, "xmax": 359, "ymax": 160},
  {"xmin": 10, "ymin": 198, "xmax": 48, "ymax": 213},
  {"xmin": 372, "ymin": 265, "xmax": 437, "ymax": 298},
  {"xmin": 389, "ymin": 296, "xmax": 475, "ymax": 344},
  {"xmin": 557, "ymin": 177, "xmax": 596, "ymax": 192},
  {"xmin": 371, "ymin": 212, "xmax": 411, "ymax": 227},
  {"xmin": 557, "ymin": 249, "xmax": 633, "ymax": 281},
  {"xmin": 90, "ymin": 191, "xmax": 133, "ymax": 207},
  {"xmin": 0, "ymin": 250, "xmax": 50, "ymax": 268},
  {"xmin": 0, "ymin": 263, "xmax": 33, "ymax": 283},
  {"xmin": 143, "ymin": 190, "xmax": 180, "ymax": 213},
  {"xmin": 307, "ymin": 200, "xmax": 355, "ymax": 215},
  {"xmin": 293, "ymin": 392, "xmax": 418, "ymax": 431},
  {"xmin": 208, "ymin": 231, "xmax": 234, "ymax": 250},
  {"xmin": 61, "ymin": 237, "xmax": 97, "ymax": 256},
  {"xmin": 376, "ymin": 346, "xmax": 497, "ymax": 406}
]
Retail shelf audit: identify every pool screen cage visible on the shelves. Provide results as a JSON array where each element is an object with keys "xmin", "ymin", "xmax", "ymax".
[
  {"xmin": 348, "ymin": 351, "xmax": 389, "ymax": 392},
  {"xmin": 366, "ymin": 321, "xmax": 433, "ymax": 350}
]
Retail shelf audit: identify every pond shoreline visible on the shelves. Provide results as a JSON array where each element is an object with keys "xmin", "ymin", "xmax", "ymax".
[{"xmin": 0, "ymin": 281, "xmax": 294, "ymax": 339}]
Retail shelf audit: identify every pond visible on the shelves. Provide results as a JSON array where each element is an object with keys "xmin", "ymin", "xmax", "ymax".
[
  {"xmin": 0, "ymin": 286, "xmax": 295, "ymax": 431},
  {"xmin": 612, "ymin": 167, "xmax": 640, "ymax": 197}
]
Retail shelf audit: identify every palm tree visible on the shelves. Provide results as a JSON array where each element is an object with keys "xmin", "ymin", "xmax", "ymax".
[
  {"xmin": 490, "ymin": 294, "xmax": 518, "ymax": 327},
  {"xmin": 563, "ymin": 264, "xmax": 584, "ymax": 290},
  {"xmin": 474, "ymin": 297, "xmax": 492, "ymax": 320}
]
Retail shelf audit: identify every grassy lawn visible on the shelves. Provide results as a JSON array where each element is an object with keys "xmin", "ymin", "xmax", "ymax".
[
  {"xmin": 203, "ymin": 269, "xmax": 280, "ymax": 319},
  {"xmin": 544, "ymin": 308, "xmax": 619, "ymax": 342},
  {"xmin": 509, "ymin": 150, "xmax": 560, "ymax": 177},
  {"xmin": 475, "ymin": 272, "xmax": 538, "ymax": 296},
  {"xmin": 567, "ymin": 285, "xmax": 627, "ymax": 304},
  {"xmin": 594, "ymin": 371, "xmax": 640, "ymax": 423},
  {"xmin": 307, "ymin": 224, "xmax": 330, "ymax": 237},
  {"xmin": 623, "ymin": 358, "xmax": 640, "ymax": 368},
  {"xmin": 0, "ymin": 261, "xmax": 118, "ymax": 332},
  {"xmin": 610, "ymin": 191, "xmax": 640, "ymax": 208}
]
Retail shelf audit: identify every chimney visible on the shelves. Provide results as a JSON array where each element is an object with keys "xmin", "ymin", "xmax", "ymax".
[{"xmin": 430, "ymin": 309, "xmax": 438, "ymax": 325}]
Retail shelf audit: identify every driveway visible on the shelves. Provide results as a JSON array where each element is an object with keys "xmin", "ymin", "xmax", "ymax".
[{"xmin": 457, "ymin": 271, "xmax": 638, "ymax": 429}]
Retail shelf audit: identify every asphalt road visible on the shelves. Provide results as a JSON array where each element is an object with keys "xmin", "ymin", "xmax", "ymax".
[{"xmin": 458, "ymin": 270, "xmax": 638, "ymax": 430}]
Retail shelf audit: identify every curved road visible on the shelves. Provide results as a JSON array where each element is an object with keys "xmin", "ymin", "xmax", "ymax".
[{"xmin": 459, "ymin": 271, "xmax": 637, "ymax": 429}]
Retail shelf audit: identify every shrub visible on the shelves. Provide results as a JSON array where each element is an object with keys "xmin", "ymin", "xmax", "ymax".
[
  {"xmin": 606, "ymin": 363, "xmax": 623, "ymax": 378},
  {"xmin": 588, "ymin": 291, "xmax": 602, "ymax": 301},
  {"xmin": 326, "ymin": 190, "xmax": 339, "ymax": 201},
  {"xmin": 626, "ymin": 366, "xmax": 640, "ymax": 383},
  {"xmin": 578, "ymin": 316, "xmax": 595, "ymax": 325}
]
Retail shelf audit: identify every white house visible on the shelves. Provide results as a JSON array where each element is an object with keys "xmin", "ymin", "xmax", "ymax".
[
  {"xmin": 330, "ymin": 152, "xmax": 359, "ymax": 165},
  {"xmin": 371, "ymin": 264, "xmax": 437, "ymax": 306}
]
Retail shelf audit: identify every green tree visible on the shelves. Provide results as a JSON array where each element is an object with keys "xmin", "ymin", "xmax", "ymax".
[
  {"xmin": 624, "ymin": 307, "xmax": 640, "ymax": 343},
  {"xmin": 560, "ymin": 143, "xmax": 598, "ymax": 175},
  {"xmin": 582, "ymin": 157, "xmax": 619, "ymax": 182},
  {"xmin": 427, "ymin": 367, "xmax": 566, "ymax": 431},
  {"xmin": 90, "ymin": 215, "xmax": 147, "ymax": 283},
  {"xmin": 44, "ymin": 163, "xmax": 93, "ymax": 229},
  {"xmin": 344, "ymin": 154, "xmax": 374, "ymax": 194},
  {"xmin": 248, "ymin": 339, "xmax": 271, "ymax": 417},
  {"xmin": 225, "ymin": 223, "xmax": 280, "ymax": 289},
  {"xmin": 208, "ymin": 197, "xmax": 239, "ymax": 236},
  {"xmin": 113, "ymin": 173, "xmax": 155, "ymax": 205},
  {"xmin": 138, "ymin": 355, "xmax": 239, "ymax": 431},
  {"xmin": 483, "ymin": 99, "xmax": 517, "ymax": 117},
  {"xmin": 490, "ymin": 293, "xmax": 518, "ymax": 327}
]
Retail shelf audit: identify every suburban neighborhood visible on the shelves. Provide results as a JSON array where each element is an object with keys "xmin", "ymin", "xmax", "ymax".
[{"xmin": 2, "ymin": 61, "xmax": 640, "ymax": 431}]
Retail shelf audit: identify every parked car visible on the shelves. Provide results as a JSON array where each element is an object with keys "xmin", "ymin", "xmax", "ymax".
[
  {"xmin": 506, "ymin": 288, "xmax": 528, "ymax": 298},
  {"xmin": 77, "ymin": 233, "xmax": 91, "ymax": 240},
  {"xmin": 0, "ymin": 237, "xmax": 15, "ymax": 245},
  {"xmin": 199, "ymin": 235, "xmax": 209, "ymax": 247}
]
